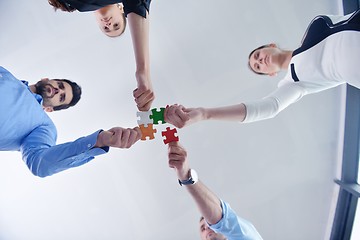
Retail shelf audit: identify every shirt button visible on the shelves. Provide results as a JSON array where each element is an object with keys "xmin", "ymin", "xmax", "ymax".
[{"xmin": 87, "ymin": 144, "xmax": 91, "ymax": 148}]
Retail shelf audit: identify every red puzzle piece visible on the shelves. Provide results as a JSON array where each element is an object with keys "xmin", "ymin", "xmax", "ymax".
[{"xmin": 161, "ymin": 127, "xmax": 179, "ymax": 144}]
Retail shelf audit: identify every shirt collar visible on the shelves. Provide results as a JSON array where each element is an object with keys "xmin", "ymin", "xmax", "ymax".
[{"xmin": 22, "ymin": 80, "xmax": 43, "ymax": 104}]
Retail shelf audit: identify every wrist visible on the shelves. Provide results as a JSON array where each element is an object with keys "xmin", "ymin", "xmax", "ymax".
[
  {"xmin": 178, "ymin": 169, "xmax": 198, "ymax": 186},
  {"xmin": 94, "ymin": 130, "xmax": 105, "ymax": 148},
  {"xmin": 201, "ymin": 108, "xmax": 209, "ymax": 120},
  {"xmin": 178, "ymin": 168, "xmax": 191, "ymax": 181}
]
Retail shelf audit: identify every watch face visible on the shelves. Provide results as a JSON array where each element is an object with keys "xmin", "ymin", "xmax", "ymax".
[
  {"xmin": 190, "ymin": 169, "xmax": 198, "ymax": 184},
  {"xmin": 179, "ymin": 169, "xmax": 199, "ymax": 186}
]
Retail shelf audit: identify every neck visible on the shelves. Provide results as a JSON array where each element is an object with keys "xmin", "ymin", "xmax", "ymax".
[
  {"xmin": 279, "ymin": 50, "xmax": 293, "ymax": 70},
  {"xmin": 29, "ymin": 84, "xmax": 36, "ymax": 94}
]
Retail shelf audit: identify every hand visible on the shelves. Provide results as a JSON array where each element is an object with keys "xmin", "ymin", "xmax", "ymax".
[
  {"xmin": 95, "ymin": 127, "xmax": 142, "ymax": 148},
  {"xmin": 133, "ymin": 83, "xmax": 155, "ymax": 111},
  {"xmin": 168, "ymin": 141, "xmax": 190, "ymax": 180},
  {"xmin": 164, "ymin": 104, "xmax": 205, "ymax": 128}
]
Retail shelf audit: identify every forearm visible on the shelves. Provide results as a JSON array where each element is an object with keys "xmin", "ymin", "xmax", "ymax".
[
  {"xmin": 21, "ymin": 131, "xmax": 108, "ymax": 177},
  {"xmin": 127, "ymin": 12, "xmax": 151, "ymax": 85},
  {"xmin": 202, "ymin": 103, "xmax": 247, "ymax": 122},
  {"xmin": 185, "ymin": 181, "xmax": 223, "ymax": 225}
]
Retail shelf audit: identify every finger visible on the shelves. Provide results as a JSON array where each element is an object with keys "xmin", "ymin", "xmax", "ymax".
[
  {"xmin": 168, "ymin": 141, "xmax": 179, "ymax": 147},
  {"xmin": 134, "ymin": 89, "xmax": 149, "ymax": 102},
  {"xmin": 133, "ymin": 126, "xmax": 142, "ymax": 140},
  {"xmin": 183, "ymin": 107, "xmax": 194, "ymax": 113},
  {"xmin": 176, "ymin": 108, "xmax": 190, "ymax": 122},
  {"xmin": 168, "ymin": 160, "xmax": 182, "ymax": 169},
  {"xmin": 136, "ymin": 90, "xmax": 154, "ymax": 107},
  {"xmin": 168, "ymin": 146, "xmax": 185, "ymax": 158},
  {"xmin": 133, "ymin": 87, "xmax": 144, "ymax": 99},
  {"xmin": 126, "ymin": 128, "xmax": 140, "ymax": 148},
  {"xmin": 172, "ymin": 109, "xmax": 189, "ymax": 128},
  {"xmin": 120, "ymin": 128, "xmax": 131, "ymax": 148},
  {"xmin": 138, "ymin": 98, "xmax": 154, "ymax": 111},
  {"xmin": 168, "ymin": 152, "xmax": 185, "ymax": 162}
]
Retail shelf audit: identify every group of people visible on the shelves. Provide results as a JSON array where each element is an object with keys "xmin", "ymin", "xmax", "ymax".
[{"xmin": 2, "ymin": 1, "xmax": 360, "ymax": 239}]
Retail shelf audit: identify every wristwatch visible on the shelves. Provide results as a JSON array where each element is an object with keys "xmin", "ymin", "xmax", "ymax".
[{"xmin": 178, "ymin": 169, "xmax": 199, "ymax": 186}]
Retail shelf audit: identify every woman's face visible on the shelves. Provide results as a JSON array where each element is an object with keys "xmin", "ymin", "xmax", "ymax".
[
  {"xmin": 249, "ymin": 45, "xmax": 281, "ymax": 76},
  {"xmin": 94, "ymin": 4, "xmax": 126, "ymax": 37}
]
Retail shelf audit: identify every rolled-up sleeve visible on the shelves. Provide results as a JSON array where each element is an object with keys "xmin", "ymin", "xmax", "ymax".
[{"xmin": 209, "ymin": 200, "xmax": 263, "ymax": 240}]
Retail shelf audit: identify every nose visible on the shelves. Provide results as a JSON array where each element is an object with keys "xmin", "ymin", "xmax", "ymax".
[
  {"xmin": 258, "ymin": 57, "xmax": 263, "ymax": 64},
  {"xmin": 105, "ymin": 21, "xmax": 111, "ymax": 26},
  {"xmin": 54, "ymin": 87, "xmax": 59, "ymax": 95}
]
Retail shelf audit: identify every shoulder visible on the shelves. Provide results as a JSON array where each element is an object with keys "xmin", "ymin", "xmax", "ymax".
[{"xmin": 123, "ymin": 0, "xmax": 151, "ymax": 17}]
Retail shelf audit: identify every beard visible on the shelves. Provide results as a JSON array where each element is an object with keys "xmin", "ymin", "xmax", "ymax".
[
  {"xmin": 35, "ymin": 81, "xmax": 55, "ymax": 106},
  {"xmin": 207, "ymin": 233, "xmax": 226, "ymax": 240}
]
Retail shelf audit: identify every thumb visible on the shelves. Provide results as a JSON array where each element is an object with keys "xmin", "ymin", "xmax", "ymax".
[{"xmin": 168, "ymin": 141, "xmax": 179, "ymax": 148}]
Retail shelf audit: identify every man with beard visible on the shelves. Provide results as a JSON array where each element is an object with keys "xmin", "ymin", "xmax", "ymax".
[
  {"xmin": 167, "ymin": 141, "xmax": 263, "ymax": 240},
  {"xmin": 0, "ymin": 66, "xmax": 142, "ymax": 178}
]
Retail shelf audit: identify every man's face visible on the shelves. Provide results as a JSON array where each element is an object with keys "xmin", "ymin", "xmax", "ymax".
[
  {"xmin": 199, "ymin": 219, "xmax": 226, "ymax": 240},
  {"xmin": 35, "ymin": 78, "xmax": 73, "ymax": 112}
]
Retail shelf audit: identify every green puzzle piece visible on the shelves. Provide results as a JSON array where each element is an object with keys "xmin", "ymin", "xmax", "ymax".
[{"xmin": 150, "ymin": 107, "xmax": 166, "ymax": 124}]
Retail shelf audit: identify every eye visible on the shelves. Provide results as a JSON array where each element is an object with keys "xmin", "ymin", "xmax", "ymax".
[
  {"xmin": 58, "ymin": 82, "xmax": 64, "ymax": 90},
  {"xmin": 60, "ymin": 93, "xmax": 65, "ymax": 103},
  {"xmin": 255, "ymin": 52, "xmax": 259, "ymax": 60},
  {"xmin": 114, "ymin": 23, "xmax": 119, "ymax": 28}
]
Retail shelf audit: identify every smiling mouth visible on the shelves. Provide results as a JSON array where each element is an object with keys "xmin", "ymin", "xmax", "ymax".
[
  {"xmin": 46, "ymin": 85, "xmax": 55, "ymax": 98},
  {"xmin": 206, "ymin": 231, "xmax": 215, "ymax": 239}
]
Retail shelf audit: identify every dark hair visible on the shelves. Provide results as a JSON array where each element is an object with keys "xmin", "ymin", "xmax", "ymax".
[
  {"xmin": 199, "ymin": 216, "xmax": 204, "ymax": 222},
  {"xmin": 53, "ymin": 79, "xmax": 82, "ymax": 111},
  {"xmin": 48, "ymin": 0, "xmax": 76, "ymax": 12},
  {"xmin": 247, "ymin": 44, "xmax": 270, "ymax": 75}
]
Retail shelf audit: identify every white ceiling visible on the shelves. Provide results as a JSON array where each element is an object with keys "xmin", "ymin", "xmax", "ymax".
[{"xmin": 0, "ymin": 0, "xmax": 345, "ymax": 239}]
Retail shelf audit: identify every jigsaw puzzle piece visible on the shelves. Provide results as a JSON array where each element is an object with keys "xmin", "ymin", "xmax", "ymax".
[
  {"xmin": 150, "ymin": 107, "xmax": 166, "ymax": 125},
  {"xmin": 139, "ymin": 124, "xmax": 157, "ymax": 140},
  {"xmin": 161, "ymin": 127, "xmax": 179, "ymax": 144},
  {"xmin": 137, "ymin": 111, "xmax": 152, "ymax": 127}
]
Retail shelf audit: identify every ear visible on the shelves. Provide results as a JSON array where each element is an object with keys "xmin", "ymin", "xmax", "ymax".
[
  {"xmin": 43, "ymin": 106, "xmax": 54, "ymax": 112},
  {"xmin": 118, "ymin": 3, "xmax": 124, "ymax": 12},
  {"xmin": 269, "ymin": 43, "xmax": 277, "ymax": 48},
  {"xmin": 268, "ymin": 72, "xmax": 277, "ymax": 77}
]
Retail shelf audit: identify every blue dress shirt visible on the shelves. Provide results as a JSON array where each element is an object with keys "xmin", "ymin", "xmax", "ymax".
[
  {"xmin": 0, "ymin": 66, "xmax": 108, "ymax": 177},
  {"xmin": 209, "ymin": 200, "xmax": 263, "ymax": 240}
]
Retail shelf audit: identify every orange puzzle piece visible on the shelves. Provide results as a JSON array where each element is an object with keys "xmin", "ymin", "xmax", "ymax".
[{"xmin": 139, "ymin": 124, "xmax": 157, "ymax": 140}]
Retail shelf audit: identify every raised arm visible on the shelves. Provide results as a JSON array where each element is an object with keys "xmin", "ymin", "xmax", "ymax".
[
  {"xmin": 128, "ymin": 12, "xmax": 155, "ymax": 111},
  {"xmin": 167, "ymin": 142, "xmax": 263, "ymax": 239},
  {"xmin": 168, "ymin": 141, "xmax": 223, "ymax": 224}
]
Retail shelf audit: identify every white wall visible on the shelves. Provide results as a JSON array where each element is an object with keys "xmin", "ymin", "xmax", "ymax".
[{"xmin": 0, "ymin": 1, "xmax": 343, "ymax": 239}]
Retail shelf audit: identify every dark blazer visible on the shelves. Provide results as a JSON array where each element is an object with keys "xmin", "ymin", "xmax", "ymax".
[{"xmin": 59, "ymin": 0, "xmax": 151, "ymax": 17}]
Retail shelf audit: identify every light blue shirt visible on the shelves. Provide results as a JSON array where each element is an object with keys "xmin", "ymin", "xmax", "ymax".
[
  {"xmin": 0, "ymin": 66, "xmax": 108, "ymax": 177},
  {"xmin": 209, "ymin": 200, "xmax": 263, "ymax": 240}
]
